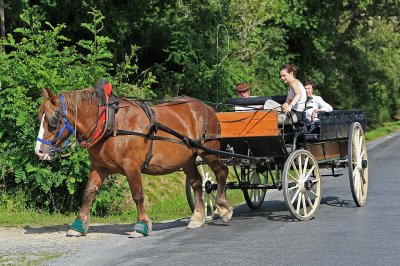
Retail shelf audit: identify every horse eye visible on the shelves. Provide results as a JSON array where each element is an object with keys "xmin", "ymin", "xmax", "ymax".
[{"xmin": 48, "ymin": 115, "xmax": 59, "ymax": 128}]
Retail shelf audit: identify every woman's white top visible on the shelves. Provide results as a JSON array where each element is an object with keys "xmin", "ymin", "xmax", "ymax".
[
  {"xmin": 287, "ymin": 79, "xmax": 307, "ymax": 111},
  {"xmin": 305, "ymin": 95, "xmax": 333, "ymax": 121}
]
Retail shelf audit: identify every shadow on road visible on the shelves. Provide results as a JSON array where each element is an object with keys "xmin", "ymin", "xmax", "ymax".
[
  {"xmin": 21, "ymin": 196, "xmax": 356, "ymax": 236},
  {"xmin": 321, "ymin": 196, "xmax": 357, "ymax": 208},
  {"xmin": 22, "ymin": 218, "xmax": 189, "ymax": 236},
  {"xmin": 229, "ymin": 200, "xmax": 297, "ymax": 223}
]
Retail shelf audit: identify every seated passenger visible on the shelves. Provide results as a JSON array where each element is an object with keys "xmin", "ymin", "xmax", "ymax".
[
  {"xmin": 234, "ymin": 82, "xmax": 262, "ymax": 111},
  {"xmin": 304, "ymin": 80, "xmax": 333, "ymax": 123},
  {"xmin": 263, "ymin": 64, "xmax": 307, "ymax": 123}
]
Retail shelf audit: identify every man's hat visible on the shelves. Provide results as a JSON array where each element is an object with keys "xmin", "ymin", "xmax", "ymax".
[{"xmin": 235, "ymin": 82, "xmax": 250, "ymax": 92}]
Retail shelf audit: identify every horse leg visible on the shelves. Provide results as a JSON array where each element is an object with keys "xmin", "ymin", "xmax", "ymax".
[
  {"xmin": 66, "ymin": 165, "xmax": 109, "ymax": 237},
  {"xmin": 183, "ymin": 159, "xmax": 206, "ymax": 229},
  {"xmin": 126, "ymin": 168, "xmax": 152, "ymax": 238},
  {"xmin": 201, "ymin": 153, "xmax": 233, "ymax": 223}
]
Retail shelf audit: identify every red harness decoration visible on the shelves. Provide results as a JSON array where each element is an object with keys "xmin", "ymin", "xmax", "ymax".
[{"xmin": 85, "ymin": 83, "xmax": 113, "ymax": 148}]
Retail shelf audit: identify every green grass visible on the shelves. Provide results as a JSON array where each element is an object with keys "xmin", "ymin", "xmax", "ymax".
[
  {"xmin": 0, "ymin": 171, "xmax": 244, "ymax": 227},
  {"xmin": 365, "ymin": 121, "xmax": 400, "ymax": 142},
  {"xmin": 0, "ymin": 253, "xmax": 64, "ymax": 266},
  {"xmin": 1, "ymin": 121, "xmax": 399, "ymax": 228}
]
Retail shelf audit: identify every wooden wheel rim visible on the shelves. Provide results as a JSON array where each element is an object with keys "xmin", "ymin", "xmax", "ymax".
[
  {"xmin": 185, "ymin": 157, "xmax": 217, "ymax": 220},
  {"xmin": 283, "ymin": 150, "xmax": 321, "ymax": 220},
  {"xmin": 198, "ymin": 162, "xmax": 217, "ymax": 220},
  {"xmin": 348, "ymin": 122, "xmax": 368, "ymax": 206},
  {"xmin": 243, "ymin": 169, "xmax": 267, "ymax": 209}
]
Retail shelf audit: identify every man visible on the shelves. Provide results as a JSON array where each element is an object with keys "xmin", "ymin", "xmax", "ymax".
[
  {"xmin": 234, "ymin": 82, "xmax": 262, "ymax": 111},
  {"xmin": 235, "ymin": 82, "xmax": 251, "ymax": 98},
  {"xmin": 304, "ymin": 80, "xmax": 332, "ymax": 122}
]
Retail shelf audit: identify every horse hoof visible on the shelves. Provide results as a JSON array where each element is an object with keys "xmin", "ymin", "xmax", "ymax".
[
  {"xmin": 187, "ymin": 219, "xmax": 204, "ymax": 229},
  {"xmin": 128, "ymin": 231, "xmax": 146, "ymax": 238},
  {"xmin": 66, "ymin": 229, "xmax": 84, "ymax": 237},
  {"xmin": 216, "ymin": 205, "xmax": 233, "ymax": 223},
  {"xmin": 128, "ymin": 221, "xmax": 152, "ymax": 238},
  {"xmin": 67, "ymin": 218, "xmax": 89, "ymax": 237}
]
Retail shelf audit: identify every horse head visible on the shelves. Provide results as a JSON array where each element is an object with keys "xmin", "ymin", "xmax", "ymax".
[{"xmin": 35, "ymin": 88, "xmax": 75, "ymax": 160}]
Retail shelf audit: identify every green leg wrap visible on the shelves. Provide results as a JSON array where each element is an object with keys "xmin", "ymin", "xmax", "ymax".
[
  {"xmin": 69, "ymin": 218, "xmax": 88, "ymax": 234},
  {"xmin": 132, "ymin": 221, "xmax": 149, "ymax": 236}
]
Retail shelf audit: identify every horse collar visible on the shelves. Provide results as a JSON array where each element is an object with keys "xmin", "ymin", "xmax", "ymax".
[{"xmin": 83, "ymin": 82, "xmax": 119, "ymax": 148}]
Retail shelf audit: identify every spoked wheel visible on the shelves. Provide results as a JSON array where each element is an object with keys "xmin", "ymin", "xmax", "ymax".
[
  {"xmin": 348, "ymin": 122, "xmax": 368, "ymax": 207},
  {"xmin": 242, "ymin": 168, "xmax": 267, "ymax": 210},
  {"xmin": 283, "ymin": 149, "xmax": 321, "ymax": 221},
  {"xmin": 185, "ymin": 157, "xmax": 217, "ymax": 221}
]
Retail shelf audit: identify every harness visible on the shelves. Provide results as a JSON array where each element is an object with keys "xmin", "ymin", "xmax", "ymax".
[
  {"xmin": 113, "ymin": 99, "xmax": 220, "ymax": 171},
  {"xmin": 37, "ymin": 94, "xmax": 75, "ymax": 153},
  {"xmin": 40, "ymin": 80, "xmax": 221, "ymax": 170},
  {"xmin": 80, "ymin": 78, "xmax": 120, "ymax": 148}
]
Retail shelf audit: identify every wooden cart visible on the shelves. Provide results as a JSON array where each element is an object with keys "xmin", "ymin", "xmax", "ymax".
[{"xmin": 186, "ymin": 97, "xmax": 368, "ymax": 221}]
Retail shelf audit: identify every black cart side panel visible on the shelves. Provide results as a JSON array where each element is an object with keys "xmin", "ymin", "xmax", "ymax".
[
  {"xmin": 221, "ymin": 136, "xmax": 287, "ymax": 158},
  {"xmin": 318, "ymin": 110, "xmax": 366, "ymax": 140}
]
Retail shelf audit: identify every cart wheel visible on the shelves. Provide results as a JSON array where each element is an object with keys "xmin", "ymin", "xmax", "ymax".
[
  {"xmin": 348, "ymin": 122, "xmax": 368, "ymax": 207},
  {"xmin": 283, "ymin": 149, "xmax": 321, "ymax": 221},
  {"xmin": 185, "ymin": 157, "xmax": 217, "ymax": 221},
  {"xmin": 243, "ymin": 169, "xmax": 267, "ymax": 210}
]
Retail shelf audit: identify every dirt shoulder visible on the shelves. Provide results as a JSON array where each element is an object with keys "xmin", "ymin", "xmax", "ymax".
[
  {"xmin": 0, "ymin": 224, "xmax": 132, "ymax": 265},
  {"xmin": 0, "ymin": 218, "xmax": 187, "ymax": 265}
]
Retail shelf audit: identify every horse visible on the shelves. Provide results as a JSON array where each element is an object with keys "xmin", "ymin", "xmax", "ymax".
[{"xmin": 34, "ymin": 84, "xmax": 233, "ymax": 238}]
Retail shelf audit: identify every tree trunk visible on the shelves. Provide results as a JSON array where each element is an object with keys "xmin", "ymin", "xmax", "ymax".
[
  {"xmin": 0, "ymin": 0, "xmax": 4, "ymax": 51},
  {"xmin": 0, "ymin": 0, "xmax": 4, "ymax": 36}
]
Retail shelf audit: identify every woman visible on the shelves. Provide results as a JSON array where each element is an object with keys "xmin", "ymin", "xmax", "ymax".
[
  {"xmin": 304, "ymin": 80, "xmax": 333, "ymax": 122},
  {"xmin": 264, "ymin": 64, "xmax": 307, "ymax": 114}
]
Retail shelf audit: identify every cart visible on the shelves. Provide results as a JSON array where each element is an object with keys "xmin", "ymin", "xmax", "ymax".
[{"xmin": 186, "ymin": 96, "xmax": 368, "ymax": 221}]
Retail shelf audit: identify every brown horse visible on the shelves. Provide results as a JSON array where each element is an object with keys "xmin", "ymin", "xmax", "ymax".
[{"xmin": 34, "ymin": 86, "xmax": 233, "ymax": 237}]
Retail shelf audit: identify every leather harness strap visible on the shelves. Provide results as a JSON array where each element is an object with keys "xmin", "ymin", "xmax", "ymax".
[{"xmin": 137, "ymin": 101, "xmax": 157, "ymax": 171}]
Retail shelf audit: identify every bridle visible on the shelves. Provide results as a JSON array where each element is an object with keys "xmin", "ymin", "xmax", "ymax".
[{"xmin": 37, "ymin": 94, "xmax": 75, "ymax": 155}]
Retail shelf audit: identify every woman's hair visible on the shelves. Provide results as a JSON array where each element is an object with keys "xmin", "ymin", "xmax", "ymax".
[
  {"xmin": 304, "ymin": 80, "xmax": 316, "ymax": 89},
  {"xmin": 280, "ymin": 64, "xmax": 297, "ymax": 77}
]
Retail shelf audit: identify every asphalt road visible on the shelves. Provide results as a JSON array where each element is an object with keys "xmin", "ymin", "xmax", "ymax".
[{"xmin": 34, "ymin": 131, "xmax": 400, "ymax": 265}]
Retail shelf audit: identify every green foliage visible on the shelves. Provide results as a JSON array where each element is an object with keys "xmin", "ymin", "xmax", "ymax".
[
  {"xmin": 1, "ymin": 0, "xmax": 399, "ymax": 218},
  {"xmin": 91, "ymin": 175, "xmax": 129, "ymax": 217},
  {"xmin": 0, "ymin": 9, "xmax": 153, "ymax": 214}
]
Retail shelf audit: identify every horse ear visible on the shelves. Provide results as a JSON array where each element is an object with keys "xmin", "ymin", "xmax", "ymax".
[{"xmin": 42, "ymin": 88, "xmax": 57, "ymax": 104}]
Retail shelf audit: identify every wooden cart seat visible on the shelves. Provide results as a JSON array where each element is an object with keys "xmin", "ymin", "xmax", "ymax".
[{"xmin": 277, "ymin": 111, "xmax": 303, "ymax": 125}]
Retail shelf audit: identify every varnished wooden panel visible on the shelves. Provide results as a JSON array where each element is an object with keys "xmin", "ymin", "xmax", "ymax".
[
  {"xmin": 216, "ymin": 111, "xmax": 279, "ymax": 138},
  {"xmin": 307, "ymin": 140, "xmax": 349, "ymax": 162}
]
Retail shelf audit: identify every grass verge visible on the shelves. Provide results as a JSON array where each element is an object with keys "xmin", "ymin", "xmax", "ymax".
[
  {"xmin": 365, "ymin": 121, "xmax": 400, "ymax": 142},
  {"xmin": 0, "ymin": 171, "xmax": 244, "ymax": 227},
  {"xmin": 0, "ymin": 253, "xmax": 64, "ymax": 266}
]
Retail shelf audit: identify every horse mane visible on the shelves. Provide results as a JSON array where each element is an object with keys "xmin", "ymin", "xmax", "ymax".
[{"xmin": 62, "ymin": 89, "xmax": 98, "ymax": 113}]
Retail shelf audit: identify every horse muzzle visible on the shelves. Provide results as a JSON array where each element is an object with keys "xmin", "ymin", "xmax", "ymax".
[{"xmin": 35, "ymin": 145, "xmax": 54, "ymax": 161}]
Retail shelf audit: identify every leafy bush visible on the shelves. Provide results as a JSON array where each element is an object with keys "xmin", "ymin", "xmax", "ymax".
[{"xmin": 0, "ymin": 9, "xmax": 155, "ymax": 214}]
